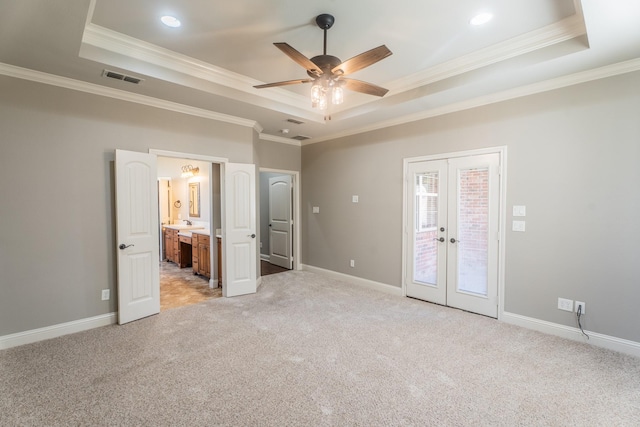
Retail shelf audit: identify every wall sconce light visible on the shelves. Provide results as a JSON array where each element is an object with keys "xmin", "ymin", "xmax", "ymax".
[{"xmin": 181, "ymin": 165, "xmax": 199, "ymax": 178}]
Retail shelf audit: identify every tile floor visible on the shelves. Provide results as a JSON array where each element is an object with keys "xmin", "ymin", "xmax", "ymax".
[
  {"xmin": 160, "ymin": 260, "xmax": 291, "ymax": 310},
  {"xmin": 159, "ymin": 262, "xmax": 221, "ymax": 311}
]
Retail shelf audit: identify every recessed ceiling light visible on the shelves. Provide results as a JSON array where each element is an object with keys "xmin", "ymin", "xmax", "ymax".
[
  {"xmin": 470, "ymin": 12, "xmax": 493, "ymax": 26},
  {"xmin": 160, "ymin": 15, "xmax": 181, "ymax": 28}
]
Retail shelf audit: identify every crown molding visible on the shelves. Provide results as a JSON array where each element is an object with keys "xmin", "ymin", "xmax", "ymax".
[
  {"xmin": 304, "ymin": 58, "xmax": 640, "ymax": 145},
  {"xmin": 5, "ymin": 57, "xmax": 637, "ymax": 149},
  {"xmin": 82, "ymin": 24, "xmax": 311, "ymax": 110},
  {"xmin": 259, "ymin": 133, "xmax": 302, "ymax": 146},
  {"xmin": 393, "ymin": 15, "xmax": 586, "ymax": 95},
  {"xmin": 0, "ymin": 62, "xmax": 258, "ymax": 129}
]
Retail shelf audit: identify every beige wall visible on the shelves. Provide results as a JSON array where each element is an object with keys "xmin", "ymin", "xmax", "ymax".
[
  {"xmin": 0, "ymin": 75, "xmax": 299, "ymax": 336},
  {"xmin": 2, "ymin": 68, "xmax": 638, "ymax": 345},
  {"xmin": 302, "ymin": 71, "xmax": 640, "ymax": 342},
  {"xmin": 255, "ymin": 139, "xmax": 302, "ymax": 172}
]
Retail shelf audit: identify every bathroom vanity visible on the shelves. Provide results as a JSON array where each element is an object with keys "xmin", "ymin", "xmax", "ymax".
[
  {"xmin": 191, "ymin": 230, "xmax": 211, "ymax": 279},
  {"xmin": 162, "ymin": 225, "xmax": 219, "ymax": 283}
]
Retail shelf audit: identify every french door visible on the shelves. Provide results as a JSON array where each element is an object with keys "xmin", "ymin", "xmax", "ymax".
[{"xmin": 405, "ymin": 153, "xmax": 500, "ymax": 317}]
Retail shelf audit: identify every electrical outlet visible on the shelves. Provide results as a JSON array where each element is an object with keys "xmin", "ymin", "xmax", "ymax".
[
  {"xmin": 101, "ymin": 289, "xmax": 110, "ymax": 301},
  {"xmin": 260, "ymin": 242, "xmax": 263, "ymax": 248},
  {"xmin": 575, "ymin": 301, "xmax": 586, "ymax": 315},
  {"xmin": 558, "ymin": 297, "xmax": 573, "ymax": 312},
  {"xmin": 350, "ymin": 259, "xmax": 355, "ymax": 268}
]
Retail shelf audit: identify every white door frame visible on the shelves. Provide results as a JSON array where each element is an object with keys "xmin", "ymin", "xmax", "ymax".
[
  {"xmin": 259, "ymin": 168, "xmax": 302, "ymax": 271},
  {"xmin": 150, "ymin": 149, "xmax": 228, "ymax": 288},
  {"xmin": 401, "ymin": 146, "xmax": 507, "ymax": 320}
]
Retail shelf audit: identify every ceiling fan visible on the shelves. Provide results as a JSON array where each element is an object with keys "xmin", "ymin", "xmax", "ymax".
[{"xmin": 254, "ymin": 14, "xmax": 392, "ymax": 110}]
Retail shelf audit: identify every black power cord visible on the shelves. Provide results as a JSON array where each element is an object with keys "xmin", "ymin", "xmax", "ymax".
[{"xmin": 576, "ymin": 304, "xmax": 589, "ymax": 339}]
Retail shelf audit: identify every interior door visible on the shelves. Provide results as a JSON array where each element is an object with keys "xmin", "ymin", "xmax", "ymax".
[
  {"xmin": 406, "ymin": 153, "xmax": 500, "ymax": 318},
  {"xmin": 268, "ymin": 175, "xmax": 293, "ymax": 269},
  {"xmin": 223, "ymin": 162, "xmax": 257, "ymax": 297},
  {"xmin": 115, "ymin": 149, "xmax": 160, "ymax": 324}
]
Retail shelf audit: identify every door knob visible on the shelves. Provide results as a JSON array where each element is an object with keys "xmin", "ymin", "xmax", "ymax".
[
  {"xmin": 434, "ymin": 237, "xmax": 445, "ymax": 242},
  {"xmin": 450, "ymin": 238, "xmax": 457, "ymax": 244},
  {"xmin": 248, "ymin": 234, "xmax": 256, "ymax": 238},
  {"xmin": 119, "ymin": 243, "xmax": 134, "ymax": 250}
]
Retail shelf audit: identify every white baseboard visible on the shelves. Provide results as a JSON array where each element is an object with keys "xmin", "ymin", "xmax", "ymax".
[
  {"xmin": 301, "ymin": 264, "xmax": 403, "ymax": 297},
  {"xmin": 502, "ymin": 312, "xmax": 640, "ymax": 358},
  {"xmin": 0, "ymin": 312, "xmax": 117, "ymax": 350},
  {"xmin": 260, "ymin": 254, "xmax": 270, "ymax": 262}
]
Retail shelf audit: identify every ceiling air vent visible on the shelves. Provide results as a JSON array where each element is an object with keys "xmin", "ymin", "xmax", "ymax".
[
  {"xmin": 286, "ymin": 118, "xmax": 304, "ymax": 125},
  {"xmin": 291, "ymin": 135, "xmax": 311, "ymax": 141},
  {"xmin": 102, "ymin": 69, "xmax": 144, "ymax": 85}
]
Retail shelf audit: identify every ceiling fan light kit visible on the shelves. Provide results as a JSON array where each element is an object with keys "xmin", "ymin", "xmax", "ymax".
[{"xmin": 254, "ymin": 13, "xmax": 392, "ymax": 111}]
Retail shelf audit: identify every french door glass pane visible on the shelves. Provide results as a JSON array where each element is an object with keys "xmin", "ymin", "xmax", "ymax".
[
  {"xmin": 414, "ymin": 172, "xmax": 438, "ymax": 285},
  {"xmin": 457, "ymin": 167, "xmax": 489, "ymax": 296}
]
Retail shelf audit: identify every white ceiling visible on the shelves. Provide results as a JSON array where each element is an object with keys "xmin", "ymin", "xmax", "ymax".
[{"xmin": 1, "ymin": 0, "xmax": 640, "ymax": 145}]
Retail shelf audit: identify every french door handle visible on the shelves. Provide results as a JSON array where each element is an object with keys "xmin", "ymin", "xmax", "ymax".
[
  {"xmin": 434, "ymin": 237, "xmax": 445, "ymax": 242},
  {"xmin": 119, "ymin": 243, "xmax": 134, "ymax": 250},
  {"xmin": 450, "ymin": 238, "xmax": 458, "ymax": 244}
]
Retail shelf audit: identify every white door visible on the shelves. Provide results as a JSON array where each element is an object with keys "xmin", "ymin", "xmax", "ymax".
[
  {"xmin": 268, "ymin": 175, "xmax": 293, "ymax": 269},
  {"xmin": 406, "ymin": 153, "xmax": 500, "ymax": 317},
  {"xmin": 223, "ymin": 163, "xmax": 257, "ymax": 297},
  {"xmin": 115, "ymin": 150, "xmax": 160, "ymax": 324}
]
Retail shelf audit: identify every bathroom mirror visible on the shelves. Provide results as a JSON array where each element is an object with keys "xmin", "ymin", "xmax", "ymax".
[{"xmin": 189, "ymin": 182, "xmax": 200, "ymax": 217}]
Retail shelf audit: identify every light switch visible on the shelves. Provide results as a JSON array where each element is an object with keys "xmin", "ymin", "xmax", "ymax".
[
  {"xmin": 512, "ymin": 220, "xmax": 526, "ymax": 232},
  {"xmin": 312, "ymin": 206, "xmax": 320, "ymax": 214},
  {"xmin": 352, "ymin": 195, "xmax": 359, "ymax": 203},
  {"xmin": 513, "ymin": 205, "xmax": 526, "ymax": 217}
]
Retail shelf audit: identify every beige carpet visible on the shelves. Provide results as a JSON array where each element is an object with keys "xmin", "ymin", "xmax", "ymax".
[{"xmin": 1, "ymin": 271, "xmax": 639, "ymax": 426}]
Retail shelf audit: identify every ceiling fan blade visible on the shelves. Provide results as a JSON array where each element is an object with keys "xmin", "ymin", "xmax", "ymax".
[
  {"xmin": 341, "ymin": 78, "xmax": 389, "ymax": 97},
  {"xmin": 254, "ymin": 79, "xmax": 313, "ymax": 89},
  {"xmin": 332, "ymin": 45, "xmax": 392, "ymax": 76},
  {"xmin": 274, "ymin": 43, "xmax": 323, "ymax": 76}
]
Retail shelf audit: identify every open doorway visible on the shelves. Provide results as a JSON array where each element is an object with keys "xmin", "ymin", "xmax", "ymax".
[
  {"xmin": 259, "ymin": 169, "xmax": 300, "ymax": 277},
  {"xmin": 157, "ymin": 157, "xmax": 222, "ymax": 310},
  {"xmin": 116, "ymin": 149, "xmax": 258, "ymax": 324}
]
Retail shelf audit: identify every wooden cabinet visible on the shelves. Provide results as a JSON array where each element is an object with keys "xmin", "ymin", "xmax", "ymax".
[
  {"xmin": 192, "ymin": 233, "xmax": 211, "ymax": 279},
  {"xmin": 172, "ymin": 231, "xmax": 179, "ymax": 264},
  {"xmin": 163, "ymin": 228, "xmax": 192, "ymax": 268},
  {"xmin": 192, "ymin": 233, "xmax": 199, "ymax": 273},
  {"xmin": 163, "ymin": 228, "xmax": 178, "ymax": 263}
]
